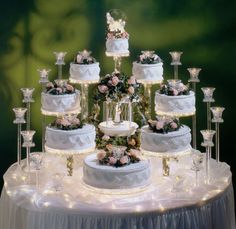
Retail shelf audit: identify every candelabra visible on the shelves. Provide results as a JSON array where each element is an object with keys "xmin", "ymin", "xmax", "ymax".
[
  {"xmin": 13, "ymin": 107, "xmax": 27, "ymax": 166},
  {"xmin": 188, "ymin": 68, "xmax": 201, "ymax": 149},
  {"xmin": 201, "ymin": 129, "xmax": 215, "ymax": 184},
  {"xmin": 211, "ymin": 107, "xmax": 225, "ymax": 163},
  {"xmin": 38, "ymin": 69, "xmax": 50, "ymax": 152},
  {"xmin": 169, "ymin": 51, "xmax": 183, "ymax": 79},
  {"xmin": 21, "ymin": 88, "xmax": 35, "ymax": 130},
  {"xmin": 191, "ymin": 152, "xmax": 204, "ymax": 187},
  {"xmin": 54, "ymin": 52, "xmax": 67, "ymax": 79},
  {"xmin": 30, "ymin": 152, "xmax": 43, "ymax": 188},
  {"xmin": 21, "ymin": 130, "xmax": 36, "ymax": 172}
]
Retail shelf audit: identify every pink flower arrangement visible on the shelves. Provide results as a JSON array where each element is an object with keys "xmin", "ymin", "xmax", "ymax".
[
  {"xmin": 111, "ymin": 76, "xmax": 120, "ymax": 86},
  {"xmin": 129, "ymin": 149, "xmax": 140, "ymax": 157},
  {"xmin": 109, "ymin": 157, "xmax": 117, "ymax": 165},
  {"xmin": 52, "ymin": 115, "xmax": 83, "ymax": 130},
  {"xmin": 128, "ymin": 76, "xmax": 137, "ymax": 85},
  {"xmin": 66, "ymin": 84, "xmax": 74, "ymax": 92},
  {"xmin": 170, "ymin": 122, "xmax": 178, "ymax": 129},
  {"xmin": 156, "ymin": 121, "xmax": 164, "ymax": 130}
]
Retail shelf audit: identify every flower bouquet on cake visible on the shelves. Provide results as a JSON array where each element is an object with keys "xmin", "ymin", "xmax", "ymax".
[
  {"xmin": 95, "ymin": 72, "xmax": 140, "ymax": 102},
  {"xmin": 73, "ymin": 50, "xmax": 96, "ymax": 65},
  {"xmin": 159, "ymin": 80, "xmax": 190, "ymax": 96},
  {"xmin": 97, "ymin": 146, "xmax": 140, "ymax": 167},
  {"xmin": 136, "ymin": 51, "xmax": 162, "ymax": 64},
  {"xmin": 45, "ymin": 80, "xmax": 75, "ymax": 95},
  {"xmin": 148, "ymin": 116, "xmax": 182, "ymax": 134}
]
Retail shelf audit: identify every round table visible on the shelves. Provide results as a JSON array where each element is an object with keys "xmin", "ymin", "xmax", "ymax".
[{"xmin": 0, "ymin": 153, "xmax": 235, "ymax": 229}]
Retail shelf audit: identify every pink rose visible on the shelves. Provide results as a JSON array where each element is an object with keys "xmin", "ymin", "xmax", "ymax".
[
  {"xmin": 97, "ymin": 150, "xmax": 107, "ymax": 161},
  {"xmin": 170, "ymin": 122, "xmax": 178, "ymax": 129},
  {"xmin": 129, "ymin": 149, "xmax": 140, "ymax": 157},
  {"xmin": 56, "ymin": 87, "xmax": 63, "ymax": 94},
  {"xmin": 140, "ymin": 54, "xmax": 146, "ymax": 61},
  {"xmin": 128, "ymin": 76, "xmax": 136, "ymax": 85},
  {"xmin": 120, "ymin": 156, "xmax": 129, "ymax": 165},
  {"xmin": 179, "ymin": 83, "xmax": 187, "ymax": 92},
  {"xmin": 98, "ymin": 85, "xmax": 108, "ymax": 93},
  {"xmin": 128, "ymin": 86, "xmax": 135, "ymax": 94},
  {"xmin": 156, "ymin": 121, "xmax": 164, "ymax": 130},
  {"xmin": 55, "ymin": 118, "xmax": 63, "ymax": 125},
  {"xmin": 46, "ymin": 82, "xmax": 54, "ymax": 88},
  {"xmin": 76, "ymin": 54, "xmax": 83, "ymax": 63},
  {"xmin": 61, "ymin": 119, "xmax": 71, "ymax": 126},
  {"xmin": 107, "ymin": 33, "xmax": 114, "ymax": 39},
  {"xmin": 172, "ymin": 88, "xmax": 179, "ymax": 96},
  {"xmin": 111, "ymin": 76, "xmax": 120, "ymax": 86},
  {"xmin": 72, "ymin": 118, "xmax": 80, "ymax": 125},
  {"xmin": 106, "ymin": 144, "xmax": 113, "ymax": 152},
  {"xmin": 109, "ymin": 157, "xmax": 117, "ymax": 165},
  {"xmin": 122, "ymin": 32, "xmax": 129, "ymax": 39},
  {"xmin": 66, "ymin": 84, "xmax": 74, "ymax": 92}
]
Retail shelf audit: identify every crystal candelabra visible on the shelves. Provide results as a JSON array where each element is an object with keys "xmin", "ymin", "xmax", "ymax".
[
  {"xmin": 13, "ymin": 107, "xmax": 27, "ymax": 166},
  {"xmin": 191, "ymin": 152, "xmax": 204, "ymax": 187},
  {"xmin": 201, "ymin": 129, "xmax": 215, "ymax": 184},
  {"xmin": 169, "ymin": 51, "xmax": 183, "ymax": 79},
  {"xmin": 21, "ymin": 130, "xmax": 36, "ymax": 172},
  {"xmin": 30, "ymin": 152, "xmax": 43, "ymax": 188},
  {"xmin": 211, "ymin": 107, "xmax": 225, "ymax": 163},
  {"xmin": 201, "ymin": 87, "xmax": 215, "ymax": 130},
  {"xmin": 38, "ymin": 69, "xmax": 50, "ymax": 152},
  {"xmin": 54, "ymin": 52, "xmax": 67, "ymax": 79},
  {"xmin": 21, "ymin": 88, "xmax": 35, "ymax": 130},
  {"xmin": 188, "ymin": 68, "xmax": 202, "ymax": 149}
]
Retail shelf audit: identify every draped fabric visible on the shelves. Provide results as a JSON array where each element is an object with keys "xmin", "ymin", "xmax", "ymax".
[{"xmin": 0, "ymin": 184, "xmax": 235, "ymax": 229}]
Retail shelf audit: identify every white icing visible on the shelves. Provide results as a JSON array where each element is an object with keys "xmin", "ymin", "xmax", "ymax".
[
  {"xmin": 141, "ymin": 125, "xmax": 192, "ymax": 154},
  {"xmin": 98, "ymin": 121, "xmax": 138, "ymax": 137},
  {"xmin": 45, "ymin": 124, "xmax": 96, "ymax": 154},
  {"xmin": 41, "ymin": 90, "xmax": 81, "ymax": 115},
  {"xmin": 155, "ymin": 91, "xmax": 195, "ymax": 116},
  {"xmin": 132, "ymin": 62, "xmax": 163, "ymax": 83},
  {"xmin": 106, "ymin": 38, "xmax": 129, "ymax": 56},
  {"xmin": 83, "ymin": 153, "xmax": 151, "ymax": 189},
  {"xmin": 69, "ymin": 62, "xmax": 100, "ymax": 82}
]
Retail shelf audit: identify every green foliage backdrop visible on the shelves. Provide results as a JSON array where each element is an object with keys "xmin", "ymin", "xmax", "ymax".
[{"xmin": 0, "ymin": 0, "xmax": 236, "ymax": 190}]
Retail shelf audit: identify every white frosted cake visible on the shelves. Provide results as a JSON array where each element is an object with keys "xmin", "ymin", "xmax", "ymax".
[
  {"xmin": 69, "ymin": 50, "xmax": 100, "ymax": 83},
  {"xmin": 41, "ymin": 90, "xmax": 81, "ymax": 115},
  {"xmin": 69, "ymin": 63, "xmax": 100, "ymax": 83},
  {"xmin": 98, "ymin": 121, "xmax": 138, "ymax": 137},
  {"xmin": 45, "ymin": 124, "xmax": 96, "ymax": 154},
  {"xmin": 83, "ymin": 153, "xmax": 151, "ymax": 189},
  {"xmin": 106, "ymin": 38, "xmax": 129, "ymax": 56},
  {"xmin": 141, "ymin": 125, "xmax": 191, "ymax": 154},
  {"xmin": 155, "ymin": 91, "xmax": 195, "ymax": 117},
  {"xmin": 132, "ymin": 51, "xmax": 163, "ymax": 83}
]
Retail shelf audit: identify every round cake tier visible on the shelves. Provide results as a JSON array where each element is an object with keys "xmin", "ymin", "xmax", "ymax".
[
  {"xmin": 45, "ymin": 124, "xmax": 95, "ymax": 155},
  {"xmin": 83, "ymin": 153, "xmax": 151, "ymax": 189},
  {"xmin": 41, "ymin": 90, "xmax": 81, "ymax": 116},
  {"xmin": 105, "ymin": 38, "xmax": 129, "ymax": 57},
  {"xmin": 69, "ymin": 62, "xmax": 100, "ymax": 84},
  {"xmin": 98, "ymin": 121, "xmax": 138, "ymax": 137},
  {"xmin": 141, "ymin": 125, "xmax": 192, "ymax": 154},
  {"xmin": 132, "ymin": 62, "xmax": 163, "ymax": 84},
  {"xmin": 155, "ymin": 91, "xmax": 195, "ymax": 117}
]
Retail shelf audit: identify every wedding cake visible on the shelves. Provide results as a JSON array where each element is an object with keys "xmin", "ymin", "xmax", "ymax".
[
  {"xmin": 141, "ymin": 117, "xmax": 191, "ymax": 154},
  {"xmin": 105, "ymin": 11, "xmax": 129, "ymax": 56},
  {"xmin": 132, "ymin": 51, "xmax": 163, "ymax": 83},
  {"xmin": 83, "ymin": 147, "xmax": 150, "ymax": 189},
  {"xmin": 41, "ymin": 80, "xmax": 81, "ymax": 115},
  {"xmin": 155, "ymin": 80, "xmax": 195, "ymax": 116},
  {"xmin": 69, "ymin": 50, "xmax": 100, "ymax": 83},
  {"xmin": 45, "ymin": 116, "xmax": 96, "ymax": 154}
]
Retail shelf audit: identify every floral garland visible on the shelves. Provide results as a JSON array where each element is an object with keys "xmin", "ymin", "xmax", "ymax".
[
  {"xmin": 136, "ymin": 51, "xmax": 162, "ymax": 64},
  {"xmin": 94, "ymin": 72, "xmax": 140, "ymax": 102},
  {"xmin": 73, "ymin": 50, "xmax": 96, "ymax": 65},
  {"xmin": 148, "ymin": 116, "xmax": 181, "ymax": 134},
  {"xmin": 106, "ymin": 12, "xmax": 129, "ymax": 40},
  {"xmin": 46, "ymin": 80, "xmax": 75, "ymax": 95},
  {"xmin": 50, "ymin": 115, "xmax": 84, "ymax": 130},
  {"xmin": 159, "ymin": 80, "xmax": 190, "ymax": 96},
  {"xmin": 97, "ymin": 146, "xmax": 140, "ymax": 167}
]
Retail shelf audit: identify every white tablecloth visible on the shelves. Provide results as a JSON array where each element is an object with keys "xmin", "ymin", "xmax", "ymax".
[{"xmin": 0, "ymin": 154, "xmax": 235, "ymax": 229}]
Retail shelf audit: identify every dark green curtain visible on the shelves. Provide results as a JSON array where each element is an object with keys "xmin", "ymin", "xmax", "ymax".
[{"xmin": 0, "ymin": 0, "xmax": 236, "ymax": 196}]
